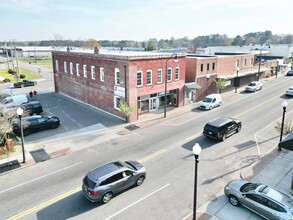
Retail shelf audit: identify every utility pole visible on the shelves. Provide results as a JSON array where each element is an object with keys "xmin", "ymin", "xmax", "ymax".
[
  {"xmin": 13, "ymin": 40, "xmax": 20, "ymax": 83},
  {"xmin": 5, "ymin": 42, "xmax": 10, "ymax": 70}
]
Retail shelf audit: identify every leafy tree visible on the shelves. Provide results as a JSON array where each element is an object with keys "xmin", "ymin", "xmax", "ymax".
[
  {"xmin": 118, "ymin": 101, "xmax": 136, "ymax": 123},
  {"xmin": 232, "ymin": 35, "xmax": 244, "ymax": 46},
  {"xmin": 146, "ymin": 38, "xmax": 157, "ymax": 51},
  {"xmin": 83, "ymin": 39, "xmax": 101, "ymax": 50},
  {"xmin": 214, "ymin": 78, "xmax": 226, "ymax": 94}
]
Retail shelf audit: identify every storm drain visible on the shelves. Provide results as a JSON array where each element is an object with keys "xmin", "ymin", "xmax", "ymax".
[{"xmin": 30, "ymin": 148, "xmax": 50, "ymax": 163}]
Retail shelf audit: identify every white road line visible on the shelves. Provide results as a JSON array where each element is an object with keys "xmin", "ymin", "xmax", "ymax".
[
  {"xmin": 105, "ymin": 183, "xmax": 170, "ymax": 220},
  {"xmin": 0, "ymin": 161, "xmax": 84, "ymax": 194}
]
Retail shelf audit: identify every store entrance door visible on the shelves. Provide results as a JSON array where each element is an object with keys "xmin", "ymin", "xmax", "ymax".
[{"xmin": 149, "ymin": 97, "xmax": 158, "ymax": 112}]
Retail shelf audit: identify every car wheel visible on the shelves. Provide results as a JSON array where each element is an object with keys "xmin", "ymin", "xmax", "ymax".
[
  {"xmin": 51, "ymin": 123, "xmax": 58, "ymax": 129},
  {"xmin": 102, "ymin": 192, "xmax": 113, "ymax": 204},
  {"xmin": 23, "ymin": 130, "xmax": 31, "ymax": 136},
  {"xmin": 260, "ymin": 86, "xmax": 262, "ymax": 90},
  {"xmin": 209, "ymin": 106, "xmax": 213, "ymax": 110},
  {"xmin": 222, "ymin": 133, "xmax": 227, "ymax": 141},
  {"xmin": 229, "ymin": 195, "xmax": 240, "ymax": 206},
  {"xmin": 136, "ymin": 176, "xmax": 145, "ymax": 186},
  {"xmin": 237, "ymin": 125, "xmax": 241, "ymax": 133}
]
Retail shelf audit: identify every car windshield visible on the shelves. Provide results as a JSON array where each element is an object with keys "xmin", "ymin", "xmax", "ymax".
[
  {"xmin": 203, "ymin": 98, "xmax": 212, "ymax": 103},
  {"xmin": 240, "ymin": 182, "xmax": 261, "ymax": 192},
  {"xmin": 288, "ymin": 88, "xmax": 293, "ymax": 91},
  {"xmin": 248, "ymin": 83, "xmax": 256, "ymax": 86}
]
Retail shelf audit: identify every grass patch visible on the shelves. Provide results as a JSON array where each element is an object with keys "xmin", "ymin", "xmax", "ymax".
[{"xmin": 18, "ymin": 58, "xmax": 53, "ymax": 70}]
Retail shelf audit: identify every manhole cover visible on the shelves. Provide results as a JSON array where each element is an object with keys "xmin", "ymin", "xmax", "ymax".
[
  {"xmin": 30, "ymin": 148, "xmax": 50, "ymax": 163},
  {"xmin": 125, "ymin": 124, "xmax": 139, "ymax": 131}
]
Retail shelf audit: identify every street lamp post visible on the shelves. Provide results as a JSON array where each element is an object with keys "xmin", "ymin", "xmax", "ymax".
[
  {"xmin": 17, "ymin": 107, "xmax": 25, "ymax": 163},
  {"xmin": 235, "ymin": 67, "xmax": 240, "ymax": 93},
  {"xmin": 164, "ymin": 54, "xmax": 177, "ymax": 118},
  {"xmin": 279, "ymin": 100, "xmax": 288, "ymax": 151},
  {"xmin": 192, "ymin": 143, "xmax": 202, "ymax": 220},
  {"xmin": 276, "ymin": 59, "xmax": 279, "ymax": 78},
  {"xmin": 206, "ymin": 74, "xmax": 210, "ymax": 96}
]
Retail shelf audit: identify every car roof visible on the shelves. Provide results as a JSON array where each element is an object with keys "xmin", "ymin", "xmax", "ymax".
[
  {"xmin": 207, "ymin": 117, "xmax": 233, "ymax": 127},
  {"xmin": 23, "ymin": 115, "xmax": 43, "ymax": 120},
  {"xmin": 88, "ymin": 161, "xmax": 126, "ymax": 181},
  {"xmin": 22, "ymin": 101, "xmax": 40, "ymax": 105}
]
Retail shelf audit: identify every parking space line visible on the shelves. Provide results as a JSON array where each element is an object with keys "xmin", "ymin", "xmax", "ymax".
[{"xmin": 105, "ymin": 184, "xmax": 170, "ymax": 220}]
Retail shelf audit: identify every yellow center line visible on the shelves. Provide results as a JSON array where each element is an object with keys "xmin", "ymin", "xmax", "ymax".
[
  {"xmin": 185, "ymin": 132, "xmax": 202, "ymax": 141},
  {"xmin": 8, "ymin": 149, "xmax": 166, "ymax": 219}
]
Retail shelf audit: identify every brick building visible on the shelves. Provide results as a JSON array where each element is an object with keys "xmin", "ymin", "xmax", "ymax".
[{"xmin": 52, "ymin": 50, "xmax": 186, "ymax": 122}]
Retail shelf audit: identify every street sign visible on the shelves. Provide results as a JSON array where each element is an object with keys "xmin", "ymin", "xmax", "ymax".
[{"xmin": 114, "ymin": 85, "xmax": 125, "ymax": 97}]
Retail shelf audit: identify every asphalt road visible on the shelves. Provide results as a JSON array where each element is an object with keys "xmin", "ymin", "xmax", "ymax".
[{"xmin": 0, "ymin": 74, "xmax": 292, "ymax": 219}]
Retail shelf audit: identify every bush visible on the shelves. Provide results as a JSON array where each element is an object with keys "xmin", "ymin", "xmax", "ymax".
[
  {"xmin": 3, "ymin": 78, "xmax": 11, "ymax": 83},
  {"xmin": 8, "ymin": 69, "xmax": 16, "ymax": 75},
  {"xmin": 20, "ymin": 74, "xmax": 26, "ymax": 79}
]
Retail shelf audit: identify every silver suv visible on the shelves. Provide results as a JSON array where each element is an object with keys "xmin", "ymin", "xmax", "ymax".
[{"xmin": 82, "ymin": 161, "xmax": 146, "ymax": 204}]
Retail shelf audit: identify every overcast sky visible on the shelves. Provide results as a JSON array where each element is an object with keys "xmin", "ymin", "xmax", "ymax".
[{"xmin": 1, "ymin": 0, "xmax": 292, "ymax": 42}]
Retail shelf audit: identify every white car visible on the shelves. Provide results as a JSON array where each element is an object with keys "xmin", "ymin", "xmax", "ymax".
[
  {"xmin": 286, "ymin": 87, "xmax": 293, "ymax": 96},
  {"xmin": 245, "ymin": 81, "xmax": 263, "ymax": 92}
]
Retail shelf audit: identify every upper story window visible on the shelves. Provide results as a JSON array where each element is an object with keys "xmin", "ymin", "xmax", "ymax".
[
  {"xmin": 157, "ymin": 69, "xmax": 162, "ymax": 84},
  {"xmin": 55, "ymin": 60, "xmax": 59, "ymax": 71},
  {"xmin": 146, "ymin": 70, "xmax": 152, "ymax": 85},
  {"xmin": 167, "ymin": 68, "xmax": 172, "ymax": 82},
  {"xmin": 83, "ymin": 64, "xmax": 87, "ymax": 78},
  {"xmin": 76, "ymin": 63, "xmax": 80, "ymax": 76},
  {"xmin": 91, "ymin": 65, "xmax": 96, "ymax": 79},
  {"xmin": 137, "ymin": 71, "xmax": 143, "ymax": 87},
  {"xmin": 70, "ymin": 62, "xmax": 73, "ymax": 75},
  {"xmin": 207, "ymin": 63, "xmax": 210, "ymax": 71},
  {"xmin": 200, "ymin": 64, "xmax": 204, "ymax": 72},
  {"xmin": 175, "ymin": 66, "xmax": 180, "ymax": 80},
  {"xmin": 115, "ymin": 68, "xmax": 120, "ymax": 85},
  {"xmin": 100, "ymin": 67, "xmax": 104, "ymax": 82},
  {"xmin": 251, "ymin": 58, "xmax": 253, "ymax": 65},
  {"xmin": 64, "ymin": 61, "xmax": 67, "ymax": 73},
  {"xmin": 212, "ymin": 63, "xmax": 215, "ymax": 70},
  {"xmin": 244, "ymin": 59, "xmax": 247, "ymax": 66},
  {"xmin": 236, "ymin": 60, "xmax": 240, "ymax": 67},
  {"xmin": 114, "ymin": 96, "xmax": 121, "ymax": 110}
]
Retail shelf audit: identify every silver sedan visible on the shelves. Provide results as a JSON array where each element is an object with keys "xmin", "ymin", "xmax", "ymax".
[{"xmin": 224, "ymin": 179, "xmax": 293, "ymax": 220}]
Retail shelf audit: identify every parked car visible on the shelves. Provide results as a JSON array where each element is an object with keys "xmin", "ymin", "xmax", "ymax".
[
  {"xmin": 1, "ymin": 94, "xmax": 28, "ymax": 105},
  {"xmin": 21, "ymin": 101, "xmax": 43, "ymax": 115},
  {"xmin": 287, "ymin": 70, "xmax": 293, "ymax": 76},
  {"xmin": 199, "ymin": 94, "xmax": 222, "ymax": 110},
  {"xmin": 286, "ymin": 87, "xmax": 293, "ymax": 97},
  {"xmin": 12, "ymin": 115, "xmax": 60, "ymax": 136},
  {"xmin": 245, "ymin": 81, "xmax": 263, "ymax": 92},
  {"xmin": 224, "ymin": 179, "xmax": 293, "ymax": 220},
  {"xmin": 82, "ymin": 161, "xmax": 146, "ymax": 204},
  {"xmin": 13, "ymin": 80, "xmax": 37, "ymax": 88},
  {"xmin": 203, "ymin": 117, "xmax": 242, "ymax": 141}
]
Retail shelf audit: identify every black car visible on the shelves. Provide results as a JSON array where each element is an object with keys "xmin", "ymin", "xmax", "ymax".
[
  {"xmin": 21, "ymin": 101, "xmax": 43, "ymax": 116},
  {"xmin": 287, "ymin": 70, "xmax": 293, "ymax": 76},
  {"xmin": 13, "ymin": 115, "xmax": 60, "ymax": 136},
  {"xmin": 203, "ymin": 117, "xmax": 241, "ymax": 141},
  {"xmin": 13, "ymin": 80, "xmax": 37, "ymax": 88}
]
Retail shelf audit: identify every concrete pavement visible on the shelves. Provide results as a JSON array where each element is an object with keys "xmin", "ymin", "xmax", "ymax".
[{"xmin": 1, "ymin": 74, "xmax": 293, "ymax": 220}]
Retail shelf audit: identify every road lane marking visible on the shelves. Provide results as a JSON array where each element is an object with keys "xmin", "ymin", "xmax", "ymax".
[
  {"xmin": 105, "ymin": 184, "xmax": 170, "ymax": 220},
  {"xmin": 6, "ymin": 150, "xmax": 166, "ymax": 219},
  {"xmin": 185, "ymin": 132, "xmax": 202, "ymax": 141},
  {"xmin": 7, "ymin": 187, "xmax": 81, "ymax": 220},
  {"xmin": 138, "ymin": 149, "xmax": 166, "ymax": 163},
  {"xmin": 0, "ymin": 161, "xmax": 84, "ymax": 194}
]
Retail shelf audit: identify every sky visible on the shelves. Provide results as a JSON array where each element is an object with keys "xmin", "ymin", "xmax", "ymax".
[{"xmin": 1, "ymin": 0, "xmax": 292, "ymax": 42}]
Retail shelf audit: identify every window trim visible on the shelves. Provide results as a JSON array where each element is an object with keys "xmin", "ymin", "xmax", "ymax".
[
  {"xmin": 137, "ymin": 71, "xmax": 143, "ymax": 87},
  {"xmin": 157, "ymin": 68, "xmax": 162, "ymax": 84},
  {"xmin": 175, "ymin": 66, "xmax": 180, "ymax": 80},
  {"xmin": 100, "ymin": 67, "xmax": 104, "ymax": 82},
  {"xmin": 76, "ymin": 63, "xmax": 80, "ymax": 76},
  {"xmin": 115, "ymin": 68, "xmax": 120, "ymax": 85},
  {"xmin": 83, "ymin": 64, "xmax": 87, "ymax": 78},
  {"xmin": 114, "ymin": 96, "xmax": 121, "ymax": 110},
  {"xmin": 146, "ymin": 70, "xmax": 152, "ymax": 85},
  {"xmin": 91, "ymin": 65, "xmax": 96, "ymax": 80},
  {"xmin": 167, "ymin": 67, "xmax": 172, "ymax": 82},
  {"xmin": 70, "ymin": 62, "xmax": 73, "ymax": 75},
  {"xmin": 64, "ymin": 61, "xmax": 67, "ymax": 73}
]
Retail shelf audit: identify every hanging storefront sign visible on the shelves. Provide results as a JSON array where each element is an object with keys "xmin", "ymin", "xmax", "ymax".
[{"xmin": 114, "ymin": 85, "xmax": 125, "ymax": 97}]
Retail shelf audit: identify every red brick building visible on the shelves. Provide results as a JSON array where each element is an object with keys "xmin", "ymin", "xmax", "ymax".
[{"xmin": 52, "ymin": 51, "xmax": 186, "ymax": 122}]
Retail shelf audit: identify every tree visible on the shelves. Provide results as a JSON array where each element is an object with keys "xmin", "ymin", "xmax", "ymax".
[
  {"xmin": 118, "ymin": 101, "xmax": 136, "ymax": 123},
  {"xmin": 83, "ymin": 39, "xmax": 101, "ymax": 50},
  {"xmin": 214, "ymin": 78, "xmax": 226, "ymax": 94},
  {"xmin": 146, "ymin": 38, "xmax": 157, "ymax": 51}
]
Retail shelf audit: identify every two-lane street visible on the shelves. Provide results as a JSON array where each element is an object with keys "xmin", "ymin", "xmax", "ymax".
[{"xmin": 0, "ymin": 75, "xmax": 292, "ymax": 220}]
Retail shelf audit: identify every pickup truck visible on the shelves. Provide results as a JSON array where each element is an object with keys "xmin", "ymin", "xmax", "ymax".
[{"xmin": 13, "ymin": 80, "xmax": 37, "ymax": 88}]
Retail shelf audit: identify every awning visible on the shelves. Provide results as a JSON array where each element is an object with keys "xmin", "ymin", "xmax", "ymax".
[
  {"xmin": 185, "ymin": 82, "xmax": 201, "ymax": 90},
  {"xmin": 278, "ymin": 133, "xmax": 293, "ymax": 151},
  {"xmin": 218, "ymin": 68, "xmax": 270, "ymax": 80}
]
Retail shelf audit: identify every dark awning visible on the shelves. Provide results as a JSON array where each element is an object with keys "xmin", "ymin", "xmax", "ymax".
[
  {"xmin": 278, "ymin": 133, "xmax": 293, "ymax": 151},
  {"xmin": 185, "ymin": 82, "xmax": 201, "ymax": 90}
]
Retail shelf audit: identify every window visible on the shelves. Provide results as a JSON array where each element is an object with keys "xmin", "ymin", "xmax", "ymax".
[
  {"xmin": 83, "ymin": 64, "xmax": 87, "ymax": 78},
  {"xmin": 64, "ymin": 61, "xmax": 67, "ymax": 73},
  {"xmin": 100, "ymin": 172, "xmax": 124, "ymax": 186},
  {"xmin": 137, "ymin": 71, "xmax": 143, "ymax": 87},
  {"xmin": 115, "ymin": 68, "xmax": 120, "ymax": 85},
  {"xmin": 76, "ymin": 63, "xmax": 80, "ymax": 76},
  {"xmin": 146, "ymin": 70, "xmax": 152, "ymax": 85},
  {"xmin": 167, "ymin": 68, "xmax": 172, "ymax": 82},
  {"xmin": 251, "ymin": 58, "xmax": 253, "ymax": 65},
  {"xmin": 175, "ymin": 66, "xmax": 180, "ymax": 80},
  {"xmin": 212, "ymin": 63, "xmax": 215, "ymax": 70},
  {"xmin": 100, "ymin": 67, "xmax": 104, "ymax": 82},
  {"xmin": 157, "ymin": 69, "xmax": 163, "ymax": 84},
  {"xmin": 236, "ymin": 60, "xmax": 240, "ymax": 67},
  {"xmin": 244, "ymin": 59, "xmax": 247, "ymax": 66},
  {"xmin": 200, "ymin": 64, "xmax": 204, "ymax": 72},
  {"xmin": 55, "ymin": 60, "xmax": 59, "ymax": 71},
  {"xmin": 114, "ymin": 96, "xmax": 121, "ymax": 109},
  {"xmin": 207, "ymin": 63, "xmax": 210, "ymax": 71},
  {"xmin": 91, "ymin": 65, "xmax": 96, "ymax": 79},
  {"xmin": 70, "ymin": 62, "xmax": 73, "ymax": 75}
]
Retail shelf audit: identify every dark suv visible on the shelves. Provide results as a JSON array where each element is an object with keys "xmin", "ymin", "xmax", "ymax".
[
  {"xmin": 82, "ymin": 161, "xmax": 146, "ymax": 204},
  {"xmin": 21, "ymin": 101, "xmax": 43, "ymax": 116},
  {"xmin": 203, "ymin": 117, "xmax": 241, "ymax": 141}
]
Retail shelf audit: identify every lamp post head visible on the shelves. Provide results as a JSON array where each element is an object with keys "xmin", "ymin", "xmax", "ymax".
[
  {"xmin": 282, "ymin": 100, "xmax": 288, "ymax": 108},
  {"xmin": 236, "ymin": 67, "xmax": 240, "ymax": 71},
  {"xmin": 17, "ymin": 107, "xmax": 23, "ymax": 116},
  {"xmin": 193, "ymin": 143, "xmax": 202, "ymax": 156},
  {"xmin": 206, "ymin": 74, "xmax": 210, "ymax": 79}
]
